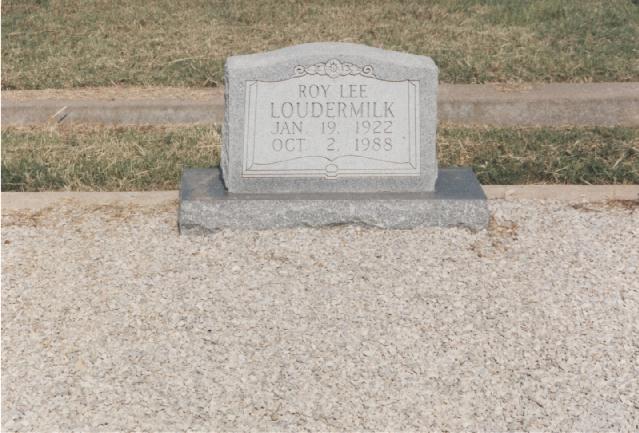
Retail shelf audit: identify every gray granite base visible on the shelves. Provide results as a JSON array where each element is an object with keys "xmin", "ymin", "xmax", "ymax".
[{"xmin": 179, "ymin": 168, "xmax": 489, "ymax": 233}]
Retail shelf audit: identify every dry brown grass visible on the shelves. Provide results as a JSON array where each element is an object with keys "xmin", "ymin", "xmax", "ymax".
[
  {"xmin": 2, "ymin": 125, "xmax": 637, "ymax": 191},
  {"xmin": 2, "ymin": 0, "xmax": 638, "ymax": 89},
  {"xmin": 1, "ymin": 126, "xmax": 220, "ymax": 191},
  {"xmin": 438, "ymin": 125, "xmax": 639, "ymax": 184}
]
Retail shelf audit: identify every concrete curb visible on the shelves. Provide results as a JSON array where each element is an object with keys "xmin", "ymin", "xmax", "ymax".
[
  {"xmin": 482, "ymin": 185, "xmax": 639, "ymax": 201},
  {"xmin": 1, "ymin": 98, "xmax": 224, "ymax": 127},
  {"xmin": 2, "ymin": 185, "xmax": 637, "ymax": 212},
  {"xmin": 1, "ymin": 191, "xmax": 179, "ymax": 211},
  {"xmin": 3, "ymin": 83, "xmax": 638, "ymax": 127}
]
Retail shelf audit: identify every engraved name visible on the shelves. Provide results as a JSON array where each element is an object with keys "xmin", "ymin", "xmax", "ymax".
[{"xmin": 269, "ymin": 83, "xmax": 395, "ymax": 155}]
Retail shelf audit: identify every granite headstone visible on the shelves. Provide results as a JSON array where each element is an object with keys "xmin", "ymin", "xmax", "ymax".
[{"xmin": 179, "ymin": 43, "xmax": 488, "ymax": 231}]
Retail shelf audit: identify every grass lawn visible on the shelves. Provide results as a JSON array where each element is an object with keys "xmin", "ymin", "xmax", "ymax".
[
  {"xmin": 2, "ymin": 125, "xmax": 637, "ymax": 191},
  {"xmin": 2, "ymin": 0, "xmax": 639, "ymax": 89}
]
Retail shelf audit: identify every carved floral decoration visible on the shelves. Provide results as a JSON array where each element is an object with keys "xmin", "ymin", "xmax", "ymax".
[{"xmin": 293, "ymin": 58, "xmax": 375, "ymax": 78}]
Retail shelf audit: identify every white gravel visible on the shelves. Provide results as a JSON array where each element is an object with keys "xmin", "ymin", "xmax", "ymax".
[{"xmin": 2, "ymin": 199, "xmax": 638, "ymax": 432}]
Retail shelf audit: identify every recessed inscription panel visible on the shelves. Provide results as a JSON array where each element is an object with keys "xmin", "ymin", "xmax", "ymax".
[{"xmin": 242, "ymin": 61, "xmax": 420, "ymax": 178}]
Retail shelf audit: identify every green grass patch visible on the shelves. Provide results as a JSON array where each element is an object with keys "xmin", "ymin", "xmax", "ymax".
[
  {"xmin": 2, "ymin": 126, "xmax": 637, "ymax": 191},
  {"xmin": 2, "ymin": 0, "xmax": 638, "ymax": 89}
]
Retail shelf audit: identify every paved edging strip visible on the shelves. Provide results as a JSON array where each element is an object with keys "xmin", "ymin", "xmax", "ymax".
[
  {"xmin": 482, "ymin": 185, "xmax": 639, "ymax": 201},
  {"xmin": 1, "ymin": 99, "xmax": 224, "ymax": 127},
  {"xmin": 2, "ymin": 185, "xmax": 637, "ymax": 212},
  {"xmin": 1, "ymin": 191, "xmax": 179, "ymax": 211},
  {"xmin": 2, "ymin": 83, "xmax": 638, "ymax": 127}
]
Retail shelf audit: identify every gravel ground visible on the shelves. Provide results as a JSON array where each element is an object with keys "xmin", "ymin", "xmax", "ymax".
[{"xmin": 2, "ymin": 199, "xmax": 638, "ymax": 432}]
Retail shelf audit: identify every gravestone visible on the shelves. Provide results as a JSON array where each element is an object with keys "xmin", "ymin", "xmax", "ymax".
[{"xmin": 179, "ymin": 43, "xmax": 488, "ymax": 232}]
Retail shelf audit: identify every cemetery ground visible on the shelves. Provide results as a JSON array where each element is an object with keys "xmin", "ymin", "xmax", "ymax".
[
  {"xmin": 3, "ymin": 1, "xmax": 639, "ymax": 430},
  {"xmin": 2, "ymin": 123, "xmax": 639, "ymax": 430}
]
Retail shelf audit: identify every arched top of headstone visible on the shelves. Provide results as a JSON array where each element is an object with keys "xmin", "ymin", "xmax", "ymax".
[{"xmin": 226, "ymin": 42, "xmax": 438, "ymax": 83}]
